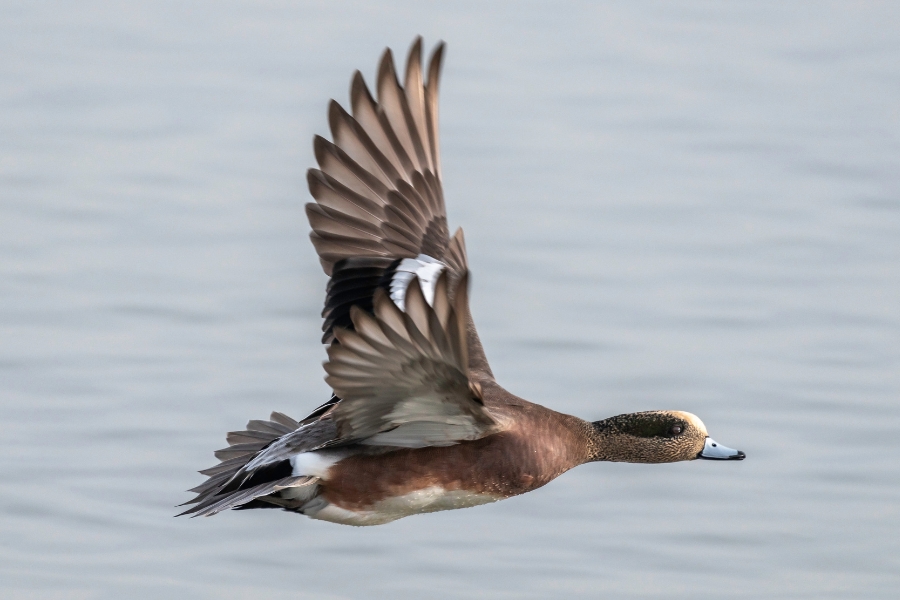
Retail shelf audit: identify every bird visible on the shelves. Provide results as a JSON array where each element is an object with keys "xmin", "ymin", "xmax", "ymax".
[{"xmin": 178, "ymin": 37, "xmax": 745, "ymax": 526}]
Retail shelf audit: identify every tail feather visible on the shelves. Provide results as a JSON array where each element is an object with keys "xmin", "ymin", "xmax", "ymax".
[
  {"xmin": 198, "ymin": 456, "xmax": 249, "ymax": 477},
  {"xmin": 179, "ymin": 404, "xmax": 339, "ymax": 517},
  {"xmin": 181, "ymin": 414, "xmax": 299, "ymax": 512},
  {"xmin": 214, "ymin": 442, "xmax": 269, "ymax": 461},
  {"xmin": 179, "ymin": 476, "xmax": 317, "ymax": 517},
  {"xmin": 246, "ymin": 419, "xmax": 294, "ymax": 436},
  {"xmin": 270, "ymin": 411, "xmax": 300, "ymax": 430},
  {"xmin": 185, "ymin": 472, "xmax": 232, "ymax": 497}
]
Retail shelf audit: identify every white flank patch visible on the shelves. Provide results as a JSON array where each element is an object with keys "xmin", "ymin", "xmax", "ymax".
[
  {"xmin": 305, "ymin": 486, "xmax": 500, "ymax": 526},
  {"xmin": 290, "ymin": 451, "xmax": 343, "ymax": 479},
  {"xmin": 390, "ymin": 254, "xmax": 446, "ymax": 311}
]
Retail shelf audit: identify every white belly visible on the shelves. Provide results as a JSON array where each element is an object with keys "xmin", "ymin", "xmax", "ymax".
[{"xmin": 303, "ymin": 486, "xmax": 500, "ymax": 526}]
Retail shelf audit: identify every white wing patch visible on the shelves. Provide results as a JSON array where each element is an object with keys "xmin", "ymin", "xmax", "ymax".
[{"xmin": 390, "ymin": 254, "xmax": 446, "ymax": 311}]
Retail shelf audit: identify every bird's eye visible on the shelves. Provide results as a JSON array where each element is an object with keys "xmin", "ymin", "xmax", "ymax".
[{"xmin": 670, "ymin": 424, "xmax": 683, "ymax": 436}]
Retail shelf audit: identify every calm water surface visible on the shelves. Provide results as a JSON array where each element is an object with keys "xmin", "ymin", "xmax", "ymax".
[{"xmin": 2, "ymin": 2, "xmax": 899, "ymax": 598}]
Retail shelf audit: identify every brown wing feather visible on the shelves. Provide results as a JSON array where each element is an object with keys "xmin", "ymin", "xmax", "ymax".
[
  {"xmin": 306, "ymin": 37, "xmax": 460, "ymax": 277},
  {"xmin": 324, "ymin": 272, "xmax": 496, "ymax": 447}
]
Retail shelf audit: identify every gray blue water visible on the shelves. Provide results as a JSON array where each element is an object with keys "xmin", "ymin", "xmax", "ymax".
[{"xmin": 2, "ymin": 2, "xmax": 899, "ymax": 598}]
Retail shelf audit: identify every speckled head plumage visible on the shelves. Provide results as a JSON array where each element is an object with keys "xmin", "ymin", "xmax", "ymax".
[{"xmin": 589, "ymin": 410, "xmax": 742, "ymax": 463}]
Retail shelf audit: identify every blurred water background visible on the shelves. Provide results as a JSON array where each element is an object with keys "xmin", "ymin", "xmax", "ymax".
[{"xmin": 2, "ymin": 2, "xmax": 899, "ymax": 598}]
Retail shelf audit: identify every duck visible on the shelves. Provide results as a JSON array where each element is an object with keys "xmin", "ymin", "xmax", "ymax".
[{"xmin": 179, "ymin": 37, "xmax": 744, "ymax": 526}]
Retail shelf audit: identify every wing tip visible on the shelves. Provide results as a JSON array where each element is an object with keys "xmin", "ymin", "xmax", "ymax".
[
  {"xmin": 427, "ymin": 41, "xmax": 446, "ymax": 87},
  {"xmin": 377, "ymin": 47, "xmax": 398, "ymax": 95}
]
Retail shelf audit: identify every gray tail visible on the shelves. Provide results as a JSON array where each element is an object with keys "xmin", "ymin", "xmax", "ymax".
[{"xmin": 177, "ymin": 411, "xmax": 314, "ymax": 517}]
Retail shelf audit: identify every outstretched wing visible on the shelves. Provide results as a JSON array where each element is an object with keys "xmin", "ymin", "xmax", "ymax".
[
  {"xmin": 325, "ymin": 271, "xmax": 497, "ymax": 447},
  {"xmin": 306, "ymin": 36, "xmax": 467, "ymax": 278},
  {"xmin": 307, "ymin": 37, "xmax": 491, "ymax": 380}
]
